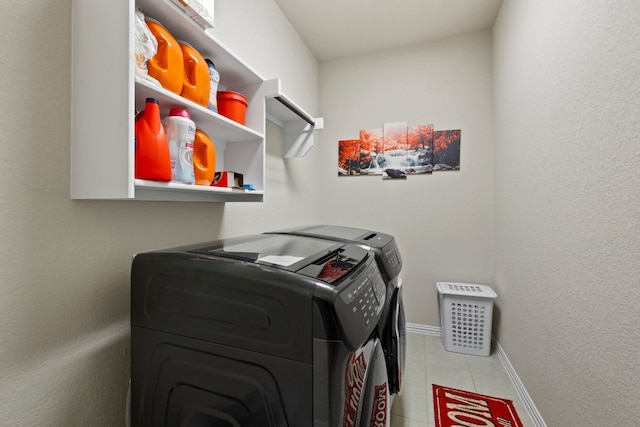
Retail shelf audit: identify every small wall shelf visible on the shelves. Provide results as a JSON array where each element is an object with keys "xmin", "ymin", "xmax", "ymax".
[
  {"xmin": 71, "ymin": 0, "xmax": 265, "ymax": 202},
  {"xmin": 264, "ymin": 79, "xmax": 324, "ymax": 158}
]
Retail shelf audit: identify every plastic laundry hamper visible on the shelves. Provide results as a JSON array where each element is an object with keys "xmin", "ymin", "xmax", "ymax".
[{"xmin": 437, "ymin": 282, "xmax": 497, "ymax": 357}]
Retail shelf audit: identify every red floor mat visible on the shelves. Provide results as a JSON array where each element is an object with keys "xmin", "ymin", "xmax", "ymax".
[{"xmin": 433, "ymin": 384, "xmax": 523, "ymax": 427}]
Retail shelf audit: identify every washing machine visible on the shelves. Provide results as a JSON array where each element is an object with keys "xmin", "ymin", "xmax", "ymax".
[
  {"xmin": 130, "ymin": 233, "xmax": 391, "ymax": 427},
  {"xmin": 266, "ymin": 225, "xmax": 406, "ymax": 396}
]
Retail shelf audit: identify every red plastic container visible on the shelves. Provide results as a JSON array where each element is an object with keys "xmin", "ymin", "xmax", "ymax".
[
  {"xmin": 217, "ymin": 91, "xmax": 248, "ymax": 125},
  {"xmin": 135, "ymin": 98, "xmax": 172, "ymax": 181}
]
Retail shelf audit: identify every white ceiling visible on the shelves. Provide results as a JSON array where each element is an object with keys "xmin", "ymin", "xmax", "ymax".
[{"xmin": 274, "ymin": 0, "xmax": 504, "ymax": 62}]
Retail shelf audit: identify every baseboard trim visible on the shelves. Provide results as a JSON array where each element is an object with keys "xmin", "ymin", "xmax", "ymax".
[
  {"xmin": 495, "ymin": 343, "xmax": 547, "ymax": 427},
  {"xmin": 406, "ymin": 322, "xmax": 441, "ymax": 336},
  {"xmin": 406, "ymin": 323, "xmax": 546, "ymax": 427}
]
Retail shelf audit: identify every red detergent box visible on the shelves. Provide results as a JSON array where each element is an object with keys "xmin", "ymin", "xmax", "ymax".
[{"xmin": 212, "ymin": 171, "xmax": 243, "ymax": 188}]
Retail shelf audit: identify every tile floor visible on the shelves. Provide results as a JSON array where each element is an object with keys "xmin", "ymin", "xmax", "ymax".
[{"xmin": 390, "ymin": 332, "xmax": 535, "ymax": 426}]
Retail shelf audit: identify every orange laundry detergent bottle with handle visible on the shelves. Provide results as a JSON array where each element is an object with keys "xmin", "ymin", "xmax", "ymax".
[
  {"xmin": 193, "ymin": 129, "xmax": 216, "ymax": 185},
  {"xmin": 179, "ymin": 41, "xmax": 210, "ymax": 107},
  {"xmin": 135, "ymin": 98, "xmax": 172, "ymax": 181},
  {"xmin": 145, "ymin": 18, "xmax": 184, "ymax": 95}
]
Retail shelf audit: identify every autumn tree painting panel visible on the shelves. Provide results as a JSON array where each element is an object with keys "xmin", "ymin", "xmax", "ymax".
[
  {"xmin": 433, "ymin": 129, "xmax": 461, "ymax": 170},
  {"xmin": 338, "ymin": 139, "xmax": 362, "ymax": 176},
  {"xmin": 360, "ymin": 129, "xmax": 383, "ymax": 154}
]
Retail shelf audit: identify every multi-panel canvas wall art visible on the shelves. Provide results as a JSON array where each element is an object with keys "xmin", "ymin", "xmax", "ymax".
[{"xmin": 338, "ymin": 122, "xmax": 460, "ymax": 178}]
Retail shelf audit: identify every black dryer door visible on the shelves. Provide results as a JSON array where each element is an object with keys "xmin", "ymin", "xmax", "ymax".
[{"xmin": 383, "ymin": 280, "xmax": 407, "ymax": 395}]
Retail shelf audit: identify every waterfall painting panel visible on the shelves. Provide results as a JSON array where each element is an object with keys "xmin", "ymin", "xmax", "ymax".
[
  {"xmin": 379, "ymin": 122, "xmax": 434, "ymax": 178},
  {"xmin": 380, "ymin": 122, "xmax": 409, "ymax": 179}
]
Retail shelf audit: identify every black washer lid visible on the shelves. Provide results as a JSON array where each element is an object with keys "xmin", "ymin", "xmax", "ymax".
[
  {"xmin": 296, "ymin": 225, "xmax": 369, "ymax": 240},
  {"xmin": 190, "ymin": 234, "xmax": 368, "ymax": 284}
]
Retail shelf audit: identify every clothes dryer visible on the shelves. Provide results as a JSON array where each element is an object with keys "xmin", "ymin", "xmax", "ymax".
[
  {"xmin": 131, "ymin": 234, "xmax": 391, "ymax": 427},
  {"xmin": 266, "ymin": 225, "xmax": 407, "ymax": 396}
]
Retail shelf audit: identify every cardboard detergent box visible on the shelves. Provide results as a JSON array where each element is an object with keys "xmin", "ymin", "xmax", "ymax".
[
  {"xmin": 212, "ymin": 171, "xmax": 243, "ymax": 188},
  {"xmin": 170, "ymin": 0, "xmax": 214, "ymax": 28}
]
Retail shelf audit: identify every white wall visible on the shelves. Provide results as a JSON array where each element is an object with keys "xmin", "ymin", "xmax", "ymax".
[
  {"xmin": 206, "ymin": 0, "xmax": 324, "ymax": 234},
  {"xmin": 493, "ymin": 0, "xmax": 640, "ymax": 425},
  {"xmin": 0, "ymin": 0, "xmax": 320, "ymax": 425},
  {"xmin": 318, "ymin": 31, "xmax": 496, "ymax": 326}
]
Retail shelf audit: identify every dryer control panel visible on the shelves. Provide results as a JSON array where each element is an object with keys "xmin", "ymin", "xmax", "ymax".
[
  {"xmin": 335, "ymin": 261, "xmax": 386, "ymax": 348},
  {"xmin": 380, "ymin": 241, "xmax": 402, "ymax": 281}
]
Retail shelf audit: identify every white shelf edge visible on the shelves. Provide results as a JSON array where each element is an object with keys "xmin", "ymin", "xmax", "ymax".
[{"xmin": 134, "ymin": 180, "xmax": 263, "ymax": 202}]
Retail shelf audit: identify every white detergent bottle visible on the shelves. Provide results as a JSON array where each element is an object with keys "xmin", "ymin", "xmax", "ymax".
[
  {"xmin": 163, "ymin": 108, "xmax": 195, "ymax": 184},
  {"xmin": 205, "ymin": 59, "xmax": 220, "ymax": 113}
]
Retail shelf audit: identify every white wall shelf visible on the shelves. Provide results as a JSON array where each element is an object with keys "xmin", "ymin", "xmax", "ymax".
[
  {"xmin": 71, "ymin": 0, "xmax": 265, "ymax": 202},
  {"xmin": 71, "ymin": 1, "xmax": 322, "ymax": 200},
  {"xmin": 264, "ymin": 78, "xmax": 324, "ymax": 158}
]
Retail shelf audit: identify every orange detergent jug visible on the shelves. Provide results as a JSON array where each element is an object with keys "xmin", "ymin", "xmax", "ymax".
[
  {"xmin": 145, "ymin": 18, "xmax": 184, "ymax": 95},
  {"xmin": 193, "ymin": 129, "xmax": 216, "ymax": 185},
  {"xmin": 135, "ymin": 98, "xmax": 172, "ymax": 181},
  {"xmin": 179, "ymin": 41, "xmax": 210, "ymax": 107}
]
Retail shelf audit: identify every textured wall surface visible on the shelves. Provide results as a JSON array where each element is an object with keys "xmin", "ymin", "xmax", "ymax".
[
  {"xmin": 0, "ymin": 0, "xmax": 320, "ymax": 425},
  {"xmin": 319, "ymin": 31, "xmax": 496, "ymax": 326},
  {"xmin": 493, "ymin": 0, "xmax": 640, "ymax": 424}
]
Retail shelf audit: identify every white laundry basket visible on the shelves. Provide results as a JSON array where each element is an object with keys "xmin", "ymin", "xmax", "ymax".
[{"xmin": 437, "ymin": 282, "xmax": 497, "ymax": 357}]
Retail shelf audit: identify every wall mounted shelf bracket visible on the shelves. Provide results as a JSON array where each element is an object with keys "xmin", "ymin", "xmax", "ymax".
[{"xmin": 264, "ymin": 78, "xmax": 324, "ymax": 158}]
